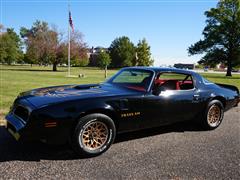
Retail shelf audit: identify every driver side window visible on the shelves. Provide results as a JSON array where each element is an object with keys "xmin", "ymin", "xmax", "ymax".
[{"xmin": 152, "ymin": 72, "xmax": 194, "ymax": 95}]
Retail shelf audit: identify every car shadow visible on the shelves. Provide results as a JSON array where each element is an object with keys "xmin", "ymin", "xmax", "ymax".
[
  {"xmin": 114, "ymin": 120, "xmax": 204, "ymax": 143},
  {"xmin": 0, "ymin": 121, "xmax": 205, "ymax": 162}
]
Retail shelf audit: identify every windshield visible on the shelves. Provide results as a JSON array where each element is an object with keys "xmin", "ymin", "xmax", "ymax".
[{"xmin": 107, "ymin": 69, "xmax": 154, "ymax": 92}]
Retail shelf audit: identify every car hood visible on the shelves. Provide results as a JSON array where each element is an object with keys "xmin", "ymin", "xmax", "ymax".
[{"xmin": 18, "ymin": 83, "xmax": 141, "ymax": 108}]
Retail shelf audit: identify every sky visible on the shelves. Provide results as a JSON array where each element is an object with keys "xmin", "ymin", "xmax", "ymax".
[{"xmin": 1, "ymin": 0, "xmax": 219, "ymax": 66}]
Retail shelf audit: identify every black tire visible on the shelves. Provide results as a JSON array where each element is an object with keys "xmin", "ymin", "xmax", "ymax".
[
  {"xmin": 71, "ymin": 113, "xmax": 116, "ymax": 157},
  {"xmin": 202, "ymin": 100, "xmax": 224, "ymax": 130}
]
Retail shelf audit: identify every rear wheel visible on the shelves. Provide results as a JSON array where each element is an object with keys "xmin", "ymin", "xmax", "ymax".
[
  {"xmin": 202, "ymin": 100, "xmax": 224, "ymax": 130},
  {"xmin": 71, "ymin": 113, "xmax": 116, "ymax": 157}
]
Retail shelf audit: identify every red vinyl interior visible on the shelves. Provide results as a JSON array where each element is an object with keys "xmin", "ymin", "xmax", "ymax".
[
  {"xmin": 154, "ymin": 79, "xmax": 193, "ymax": 90},
  {"xmin": 126, "ymin": 79, "xmax": 193, "ymax": 92},
  {"xmin": 127, "ymin": 86, "xmax": 146, "ymax": 91}
]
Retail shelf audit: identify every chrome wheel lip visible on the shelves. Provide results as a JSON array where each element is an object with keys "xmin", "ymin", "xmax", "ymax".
[
  {"xmin": 207, "ymin": 104, "xmax": 222, "ymax": 127},
  {"xmin": 79, "ymin": 120, "xmax": 109, "ymax": 151}
]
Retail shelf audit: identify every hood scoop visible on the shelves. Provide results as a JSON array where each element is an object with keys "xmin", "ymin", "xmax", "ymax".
[{"xmin": 74, "ymin": 84, "xmax": 101, "ymax": 90}]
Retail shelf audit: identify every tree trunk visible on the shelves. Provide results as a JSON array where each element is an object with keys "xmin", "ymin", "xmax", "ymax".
[
  {"xmin": 226, "ymin": 59, "xmax": 232, "ymax": 76},
  {"xmin": 104, "ymin": 65, "xmax": 107, "ymax": 79},
  {"xmin": 53, "ymin": 63, "xmax": 57, "ymax": 71}
]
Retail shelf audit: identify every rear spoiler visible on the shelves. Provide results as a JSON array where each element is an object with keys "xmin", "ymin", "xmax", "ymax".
[{"xmin": 216, "ymin": 83, "xmax": 239, "ymax": 95}]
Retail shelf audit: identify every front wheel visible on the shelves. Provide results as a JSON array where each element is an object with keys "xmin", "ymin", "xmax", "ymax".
[
  {"xmin": 71, "ymin": 113, "xmax": 116, "ymax": 157},
  {"xmin": 202, "ymin": 100, "xmax": 224, "ymax": 130}
]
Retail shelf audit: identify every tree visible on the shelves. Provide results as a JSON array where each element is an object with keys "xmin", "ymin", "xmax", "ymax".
[
  {"xmin": 109, "ymin": 36, "xmax": 135, "ymax": 68},
  {"xmin": 0, "ymin": 27, "xmax": 23, "ymax": 64},
  {"xmin": 136, "ymin": 38, "xmax": 154, "ymax": 66},
  {"xmin": 69, "ymin": 31, "xmax": 89, "ymax": 67},
  {"xmin": 97, "ymin": 50, "xmax": 111, "ymax": 68},
  {"xmin": 56, "ymin": 42, "xmax": 68, "ymax": 66},
  {"xmin": 97, "ymin": 50, "xmax": 111, "ymax": 78},
  {"xmin": 0, "ymin": 33, "xmax": 8, "ymax": 63},
  {"xmin": 20, "ymin": 20, "xmax": 88, "ymax": 71},
  {"xmin": 188, "ymin": 0, "xmax": 240, "ymax": 76},
  {"xmin": 20, "ymin": 21, "xmax": 58, "ymax": 69},
  {"xmin": 0, "ymin": 24, "xmax": 4, "ymax": 31}
]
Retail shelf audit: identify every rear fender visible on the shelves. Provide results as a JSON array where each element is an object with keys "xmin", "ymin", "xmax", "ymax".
[{"xmin": 216, "ymin": 83, "xmax": 239, "ymax": 95}]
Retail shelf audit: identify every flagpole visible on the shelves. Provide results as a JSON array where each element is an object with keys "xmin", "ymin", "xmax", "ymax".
[{"xmin": 67, "ymin": 0, "xmax": 71, "ymax": 77}]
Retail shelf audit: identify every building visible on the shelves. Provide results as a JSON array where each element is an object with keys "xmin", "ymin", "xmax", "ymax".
[
  {"xmin": 174, "ymin": 63, "xmax": 195, "ymax": 70},
  {"xmin": 88, "ymin": 46, "xmax": 109, "ymax": 66}
]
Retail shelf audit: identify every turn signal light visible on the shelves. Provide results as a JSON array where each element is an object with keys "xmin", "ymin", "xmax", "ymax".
[{"xmin": 44, "ymin": 121, "xmax": 57, "ymax": 128}]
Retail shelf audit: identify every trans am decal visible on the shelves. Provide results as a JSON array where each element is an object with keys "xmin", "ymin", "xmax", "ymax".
[{"xmin": 121, "ymin": 112, "xmax": 141, "ymax": 118}]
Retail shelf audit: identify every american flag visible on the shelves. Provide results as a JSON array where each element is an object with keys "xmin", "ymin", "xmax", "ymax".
[{"xmin": 69, "ymin": 11, "xmax": 74, "ymax": 32}]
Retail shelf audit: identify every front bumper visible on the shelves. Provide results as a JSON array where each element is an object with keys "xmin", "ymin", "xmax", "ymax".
[
  {"xmin": 5, "ymin": 113, "xmax": 26, "ymax": 141},
  {"xmin": 5, "ymin": 112, "xmax": 71, "ymax": 144},
  {"xmin": 7, "ymin": 127, "xmax": 21, "ymax": 141}
]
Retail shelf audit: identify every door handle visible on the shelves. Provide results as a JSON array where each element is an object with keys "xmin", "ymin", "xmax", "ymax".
[{"xmin": 120, "ymin": 99, "xmax": 129, "ymax": 110}]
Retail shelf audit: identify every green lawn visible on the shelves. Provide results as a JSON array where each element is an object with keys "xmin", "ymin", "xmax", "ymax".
[
  {"xmin": 0, "ymin": 65, "xmax": 117, "ymax": 115},
  {"xmin": 200, "ymin": 73, "xmax": 240, "ymax": 89},
  {"xmin": 0, "ymin": 65, "xmax": 239, "ymax": 116}
]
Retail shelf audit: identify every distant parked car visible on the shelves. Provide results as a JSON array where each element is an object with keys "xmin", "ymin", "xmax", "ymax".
[
  {"xmin": 204, "ymin": 66, "xmax": 209, "ymax": 72},
  {"xmin": 5, "ymin": 67, "xmax": 240, "ymax": 157},
  {"xmin": 232, "ymin": 69, "xmax": 239, "ymax": 72}
]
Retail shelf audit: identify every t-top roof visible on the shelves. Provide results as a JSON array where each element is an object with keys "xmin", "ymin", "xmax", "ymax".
[{"xmin": 122, "ymin": 66, "xmax": 198, "ymax": 75}]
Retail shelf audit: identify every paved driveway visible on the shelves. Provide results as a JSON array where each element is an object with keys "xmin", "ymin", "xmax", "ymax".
[{"xmin": 0, "ymin": 107, "xmax": 239, "ymax": 179}]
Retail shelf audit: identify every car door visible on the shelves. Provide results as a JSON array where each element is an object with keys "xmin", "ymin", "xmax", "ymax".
[
  {"xmin": 141, "ymin": 88, "xmax": 201, "ymax": 128},
  {"xmin": 140, "ymin": 71, "xmax": 203, "ymax": 128},
  {"xmin": 115, "ymin": 95, "xmax": 145, "ymax": 132}
]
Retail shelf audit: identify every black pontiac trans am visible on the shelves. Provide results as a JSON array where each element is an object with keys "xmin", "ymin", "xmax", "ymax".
[{"xmin": 5, "ymin": 67, "xmax": 240, "ymax": 157}]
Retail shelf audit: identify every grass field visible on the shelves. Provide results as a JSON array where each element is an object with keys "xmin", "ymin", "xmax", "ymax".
[
  {"xmin": 0, "ymin": 65, "xmax": 117, "ymax": 117},
  {"xmin": 0, "ymin": 65, "xmax": 239, "ymax": 118}
]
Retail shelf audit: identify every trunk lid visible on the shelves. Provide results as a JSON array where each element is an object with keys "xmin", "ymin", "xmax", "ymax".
[{"xmin": 216, "ymin": 83, "xmax": 239, "ymax": 95}]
